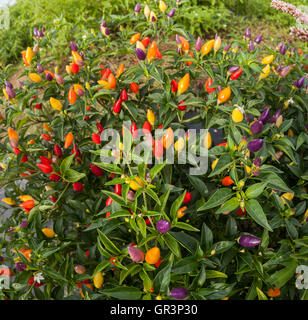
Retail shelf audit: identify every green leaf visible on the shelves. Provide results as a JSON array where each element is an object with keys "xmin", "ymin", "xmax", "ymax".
[
  {"xmin": 60, "ymin": 154, "xmax": 75, "ymax": 174},
  {"xmin": 92, "ymin": 260, "xmax": 112, "ymax": 276},
  {"xmin": 97, "ymin": 229, "xmax": 121, "ymax": 255},
  {"xmin": 197, "ymin": 188, "xmax": 232, "ymax": 211},
  {"xmin": 216, "ymin": 197, "xmax": 240, "ymax": 214},
  {"xmin": 169, "ymin": 231, "xmax": 198, "ymax": 253},
  {"xmin": 119, "ymin": 264, "xmax": 141, "ymax": 285},
  {"xmin": 212, "ymin": 241, "xmax": 235, "ymax": 254},
  {"xmin": 149, "ymin": 163, "xmax": 166, "ymax": 180},
  {"xmin": 172, "ymin": 257, "xmax": 198, "ymax": 274},
  {"xmin": 163, "ymin": 233, "xmax": 181, "ymax": 257},
  {"xmin": 153, "ymin": 262, "xmax": 173, "ymax": 294},
  {"xmin": 44, "ymin": 267, "xmax": 68, "ymax": 283},
  {"xmin": 101, "ymin": 190, "xmax": 127, "ymax": 207},
  {"xmin": 259, "ymin": 172, "xmax": 293, "ymax": 193},
  {"xmin": 206, "ymin": 270, "xmax": 228, "ymax": 279},
  {"xmin": 170, "ymin": 191, "xmax": 187, "ymax": 220},
  {"xmin": 245, "ymin": 199, "xmax": 273, "ymax": 231},
  {"xmin": 145, "ymin": 189, "xmax": 161, "ymax": 206},
  {"xmin": 201, "ymin": 223, "xmax": 213, "ymax": 253},
  {"xmin": 101, "ymin": 287, "xmax": 142, "ymax": 300},
  {"xmin": 136, "ymin": 216, "xmax": 147, "ymax": 238},
  {"xmin": 187, "ymin": 175, "xmax": 208, "ymax": 198},
  {"xmin": 63, "ymin": 169, "xmax": 85, "ymax": 182},
  {"xmin": 268, "ymin": 260, "xmax": 297, "ymax": 288},
  {"xmin": 92, "ymin": 162, "xmax": 123, "ymax": 175},
  {"xmin": 245, "ymin": 182, "xmax": 267, "ymax": 199},
  {"xmin": 256, "ymin": 287, "xmax": 268, "ymax": 300},
  {"xmin": 173, "ymin": 222, "xmax": 199, "ymax": 232},
  {"xmin": 208, "ymin": 154, "xmax": 233, "ymax": 177}
]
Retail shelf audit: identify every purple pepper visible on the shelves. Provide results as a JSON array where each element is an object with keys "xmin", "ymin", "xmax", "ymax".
[
  {"xmin": 70, "ymin": 41, "xmax": 78, "ymax": 51},
  {"xmin": 254, "ymin": 34, "xmax": 263, "ymax": 44},
  {"xmin": 104, "ymin": 27, "xmax": 110, "ymax": 36},
  {"xmin": 45, "ymin": 73, "xmax": 53, "ymax": 81},
  {"xmin": 294, "ymin": 76, "xmax": 305, "ymax": 89},
  {"xmin": 168, "ymin": 8, "xmax": 175, "ymax": 18},
  {"xmin": 170, "ymin": 287, "xmax": 189, "ymax": 300},
  {"xmin": 77, "ymin": 89, "xmax": 84, "ymax": 96},
  {"xmin": 134, "ymin": 3, "xmax": 141, "ymax": 13},
  {"xmin": 41, "ymin": 26, "xmax": 45, "ymax": 33},
  {"xmin": 0, "ymin": 256, "xmax": 3, "ymax": 262},
  {"xmin": 239, "ymin": 235, "xmax": 261, "ymax": 247},
  {"xmin": 18, "ymin": 80, "xmax": 24, "ymax": 88},
  {"xmin": 20, "ymin": 220, "xmax": 29, "ymax": 228},
  {"xmin": 127, "ymin": 191, "xmax": 135, "ymax": 202},
  {"xmin": 176, "ymin": 47, "xmax": 181, "ymax": 54},
  {"xmin": 249, "ymin": 40, "xmax": 254, "ymax": 52},
  {"xmin": 195, "ymin": 37, "xmax": 202, "ymax": 52},
  {"xmin": 5, "ymin": 81, "xmax": 13, "ymax": 89},
  {"xmin": 250, "ymin": 120, "xmax": 263, "ymax": 135},
  {"xmin": 38, "ymin": 30, "xmax": 44, "ymax": 38},
  {"xmin": 228, "ymin": 66, "xmax": 240, "ymax": 74},
  {"xmin": 279, "ymin": 66, "xmax": 291, "ymax": 77},
  {"xmin": 6, "ymin": 86, "xmax": 16, "ymax": 99},
  {"xmin": 156, "ymin": 220, "xmax": 171, "ymax": 233},
  {"xmin": 259, "ymin": 108, "xmax": 270, "ymax": 124},
  {"xmin": 33, "ymin": 28, "xmax": 39, "ymax": 37},
  {"xmin": 101, "ymin": 20, "xmax": 107, "ymax": 28},
  {"xmin": 151, "ymin": 16, "xmax": 156, "ymax": 23},
  {"xmin": 15, "ymin": 262, "xmax": 27, "ymax": 272},
  {"xmin": 175, "ymin": 34, "xmax": 181, "ymax": 44},
  {"xmin": 253, "ymin": 157, "xmax": 261, "ymax": 167},
  {"xmin": 245, "ymin": 28, "xmax": 251, "ymax": 39},
  {"xmin": 247, "ymin": 139, "xmax": 263, "ymax": 152},
  {"xmin": 269, "ymin": 109, "xmax": 281, "ymax": 123},
  {"xmin": 37, "ymin": 63, "xmax": 44, "ymax": 73},
  {"xmin": 127, "ymin": 246, "xmax": 144, "ymax": 263},
  {"xmin": 223, "ymin": 43, "xmax": 232, "ymax": 52},
  {"xmin": 280, "ymin": 43, "xmax": 286, "ymax": 55},
  {"xmin": 8, "ymin": 227, "xmax": 16, "ymax": 232},
  {"xmin": 217, "ymin": 86, "xmax": 222, "ymax": 92},
  {"xmin": 136, "ymin": 48, "xmax": 146, "ymax": 60},
  {"xmin": 276, "ymin": 63, "xmax": 282, "ymax": 73}
]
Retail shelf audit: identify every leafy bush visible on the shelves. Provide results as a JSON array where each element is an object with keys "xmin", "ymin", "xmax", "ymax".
[{"xmin": 0, "ymin": 1, "xmax": 308, "ymax": 300}]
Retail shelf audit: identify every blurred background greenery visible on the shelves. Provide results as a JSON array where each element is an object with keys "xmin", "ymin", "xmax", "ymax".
[{"xmin": 0, "ymin": 0, "xmax": 305, "ymax": 66}]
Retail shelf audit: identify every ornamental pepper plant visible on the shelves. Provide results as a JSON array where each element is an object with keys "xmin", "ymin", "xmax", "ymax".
[{"xmin": 0, "ymin": 1, "xmax": 308, "ymax": 301}]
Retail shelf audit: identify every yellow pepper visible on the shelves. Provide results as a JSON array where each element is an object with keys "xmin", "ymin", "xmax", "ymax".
[
  {"xmin": 203, "ymin": 131, "xmax": 212, "ymax": 149},
  {"xmin": 42, "ymin": 228, "xmax": 55, "ymax": 238},
  {"xmin": 129, "ymin": 177, "xmax": 144, "ymax": 191},
  {"xmin": 201, "ymin": 39, "xmax": 215, "ymax": 56},
  {"xmin": 50, "ymin": 97, "xmax": 63, "ymax": 111},
  {"xmin": 2, "ymin": 198, "xmax": 16, "ymax": 206},
  {"xmin": 29, "ymin": 73, "xmax": 42, "ymax": 83},
  {"xmin": 159, "ymin": 0, "xmax": 167, "ymax": 12},
  {"xmin": 262, "ymin": 55, "xmax": 274, "ymax": 64},
  {"xmin": 147, "ymin": 109, "xmax": 155, "ymax": 126},
  {"xmin": 281, "ymin": 192, "xmax": 294, "ymax": 204},
  {"xmin": 145, "ymin": 247, "xmax": 160, "ymax": 264},
  {"xmin": 232, "ymin": 107, "xmax": 243, "ymax": 123},
  {"xmin": 19, "ymin": 195, "xmax": 33, "ymax": 202},
  {"xmin": 25, "ymin": 47, "xmax": 34, "ymax": 64},
  {"xmin": 259, "ymin": 64, "xmax": 270, "ymax": 80},
  {"xmin": 175, "ymin": 137, "xmax": 185, "ymax": 152},
  {"xmin": 177, "ymin": 73, "xmax": 190, "ymax": 95},
  {"xmin": 214, "ymin": 36, "xmax": 221, "ymax": 53},
  {"xmin": 93, "ymin": 272, "xmax": 104, "ymax": 289}
]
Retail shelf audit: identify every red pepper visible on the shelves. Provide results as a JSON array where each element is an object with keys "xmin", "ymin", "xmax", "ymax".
[
  {"xmin": 49, "ymin": 172, "xmax": 61, "ymax": 181},
  {"xmin": 90, "ymin": 163, "xmax": 103, "ymax": 176},
  {"xmin": 54, "ymin": 144, "xmax": 63, "ymax": 158},
  {"xmin": 40, "ymin": 156, "xmax": 52, "ymax": 165},
  {"xmin": 106, "ymin": 197, "xmax": 113, "ymax": 207},
  {"xmin": 230, "ymin": 68, "xmax": 243, "ymax": 80},
  {"xmin": 143, "ymin": 121, "xmax": 152, "ymax": 134},
  {"xmin": 129, "ymin": 82, "xmax": 139, "ymax": 93},
  {"xmin": 115, "ymin": 184, "xmax": 122, "ymax": 195},
  {"xmin": 37, "ymin": 163, "xmax": 53, "ymax": 174},
  {"xmin": 178, "ymin": 100, "xmax": 187, "ymax": 111},
  {"xmin": 113, "ymin": 99, "xmax": 122, "ymax": 114},
  {"xmin": 205, "ymin": 78, "xmax": 216, "ymax": 94},
  {"xmin": 120, "ymin": 89, "xmax": 128, "ymax": 101},
  {"xmin": 96, "ymin": 122, "xmax": 104, "ymax": 134},
  {"xmin": 92, "ymin": 133, "xmax": 101, "ymax": 144},
  {"xmin": 131, "ymin": 122, "xmax": 138, "ymax": 138},
  {"xmin": 73, "ymin": 182, "xmax": 83, "ymax": 192},
  {"xmin": 170, "ymin": 80, "xmax": 178, "ymax": 93}
]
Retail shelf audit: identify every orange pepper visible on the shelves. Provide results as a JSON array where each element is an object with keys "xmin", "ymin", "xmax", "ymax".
[
  {"xmin": 68, "ymin": 87, "xmax": 77, "ymax": 104},
  {"xmin": 218, "ymin": 87, "xmax": 231, "ymax": 104},
  {"xmin": 177, "ymin": 73, "xmax": 190, "ymax": 95},
  {"xmin": 116, "ymin": 63, "xmax": 124, "ymax": 77},
  {"xmin": 162, "ymin": 127, "xmax": 174, "ymax": 149},
  {"xmin": 147, "ymin": 41, "xmax": 157, "ymax": 61},
  {"xmin": 186, "ymin": 51, "xmax": 194, "ymax": 66},
  {"xmin": 145, "ymin": 247, "xmax": 160, "ymax": 264},
  {"xmin": 222, "ymin": 176, "xmax": 234, "ymax": 186},
  {"xmin": 177, "ymin": 206, "xmax": 188, "ymax": 218},
  {"xmin": 108, "ymin": 73, "xmax": 116, "ymax": 89},
  {"xmin": 179, "ymin": 36, "xmax": 189, "ymax": 54},
  {"xmin": 64, "ymin": 132, "xmax": 74, "ymax": 149},
  {"xmin": 267, "ymin": 287, "xmax": 280, "ymax": 298},
  {"xmin": 130, "ymin": 33, "xmax": 141, "ymax": 45}
]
